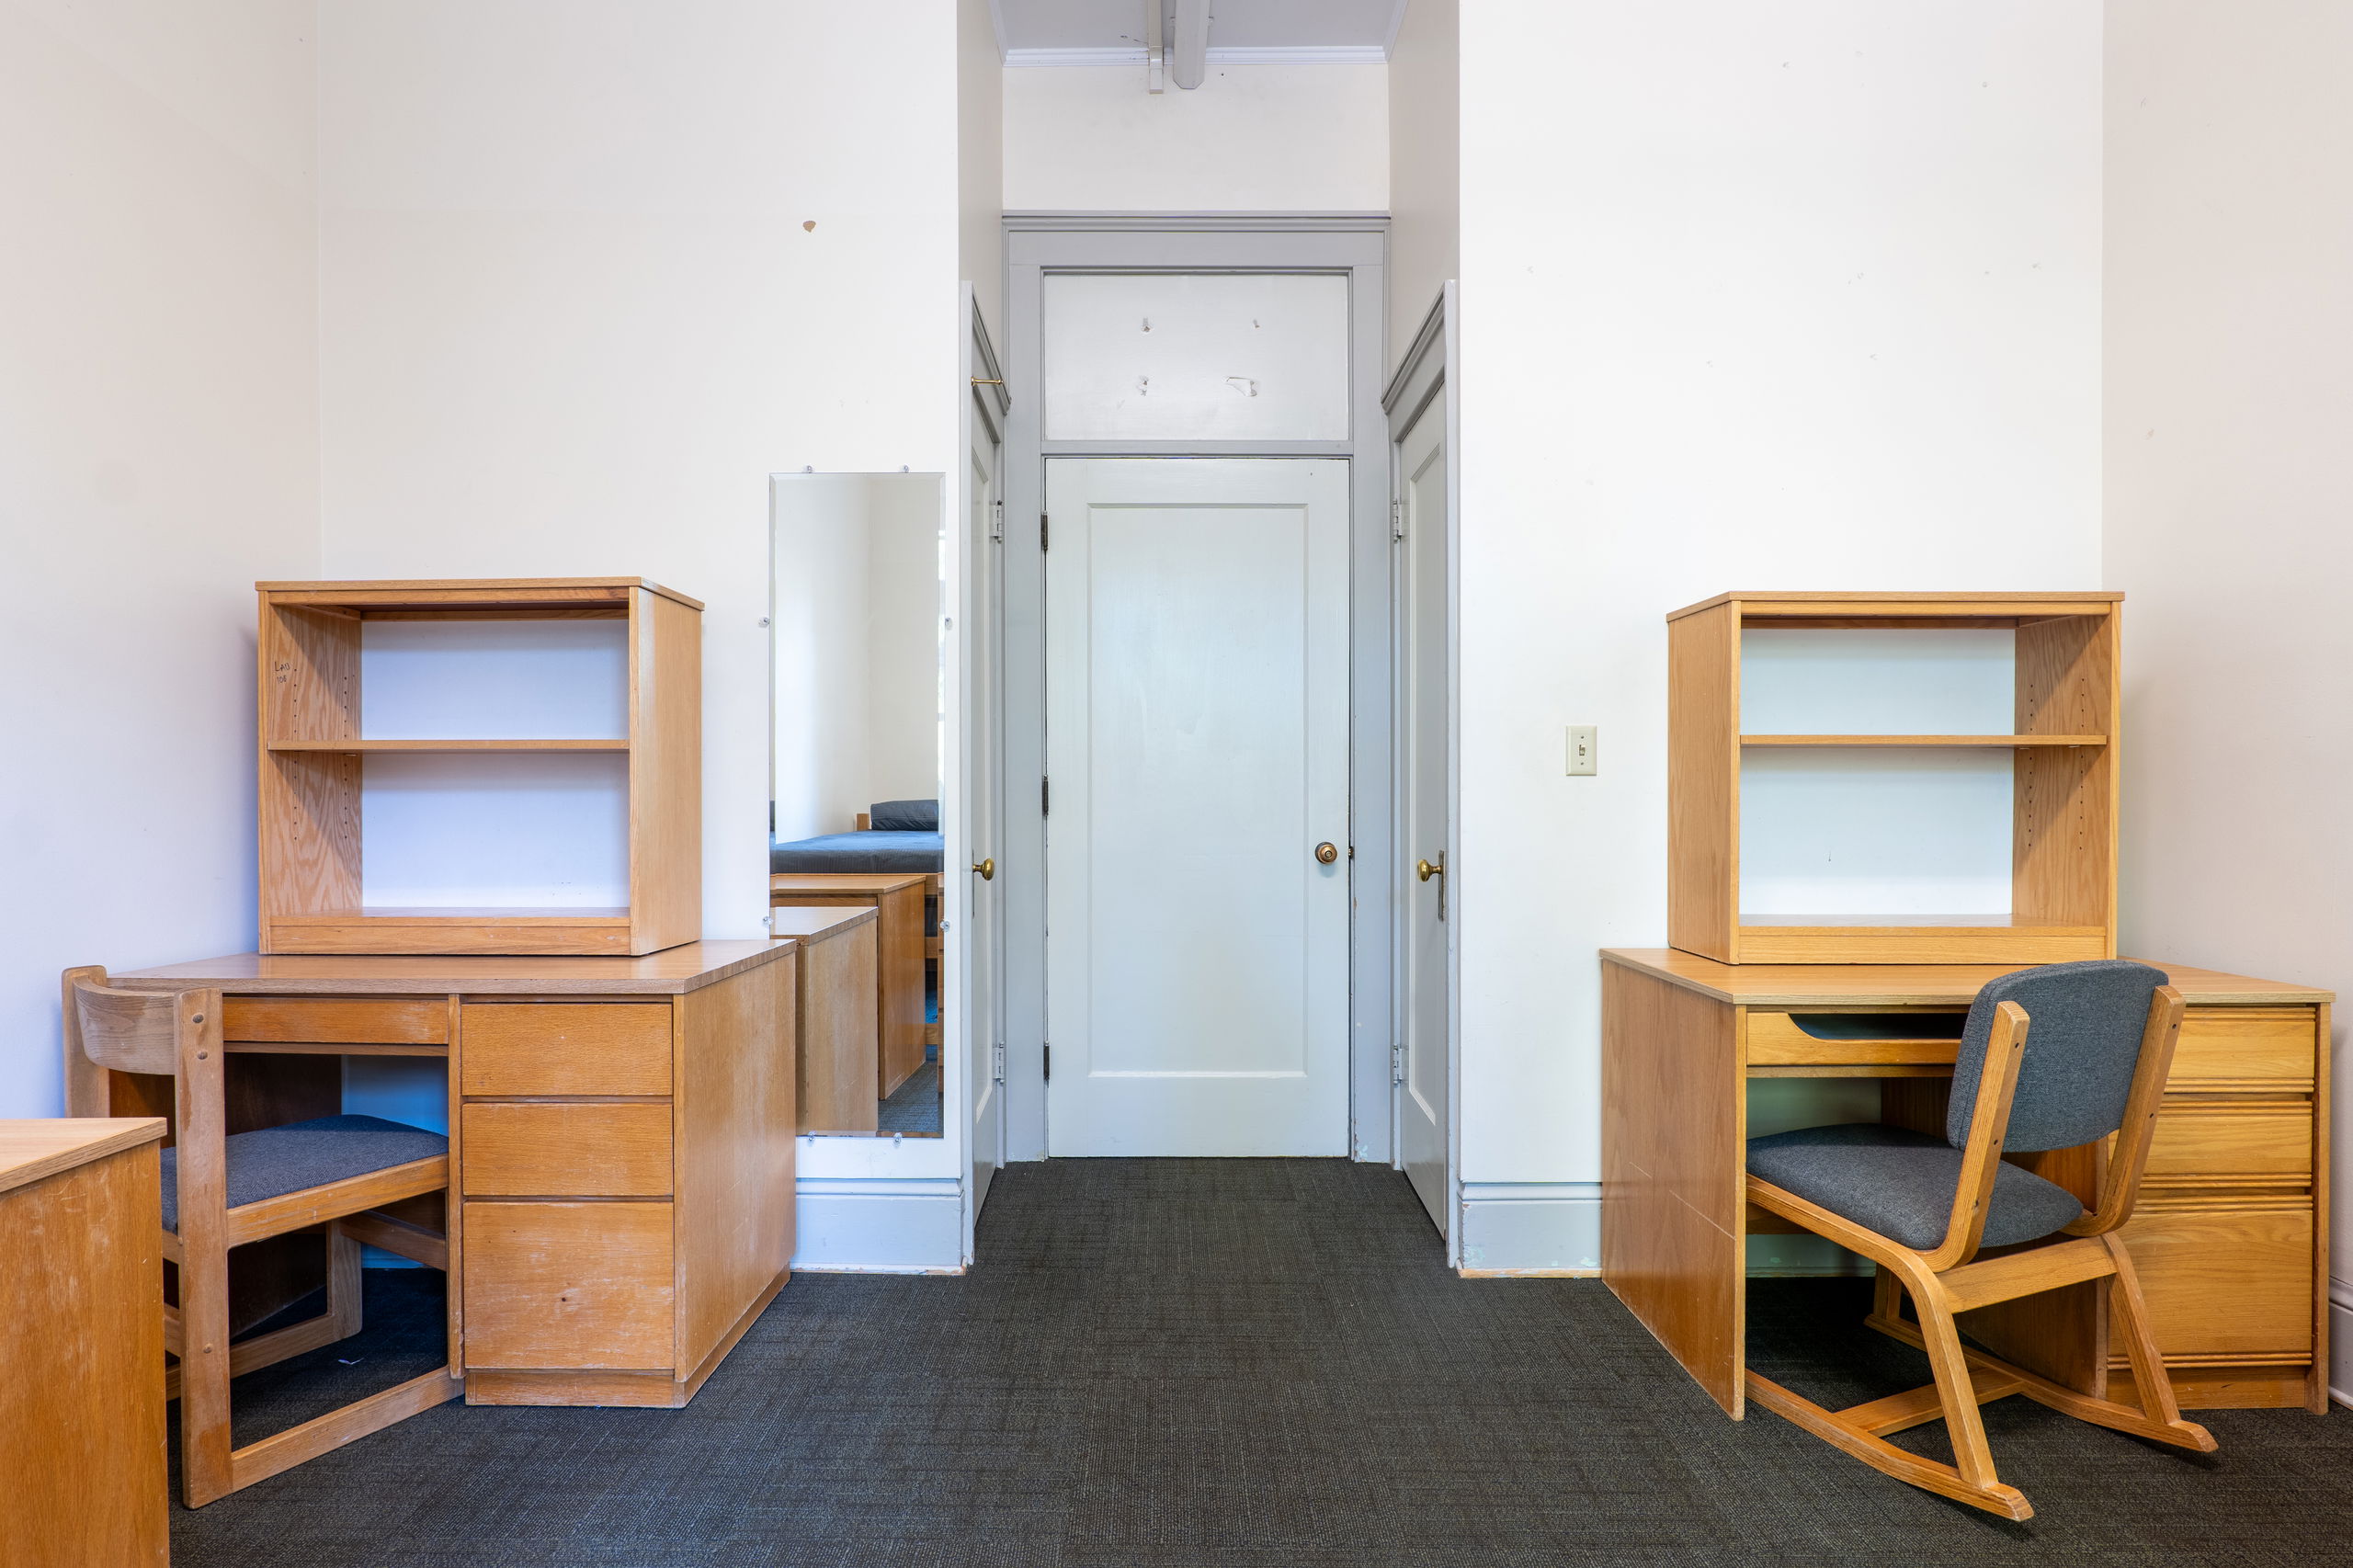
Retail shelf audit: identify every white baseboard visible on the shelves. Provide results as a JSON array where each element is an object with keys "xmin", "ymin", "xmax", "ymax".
[
  {"xmin": 1453, "ymin": 1182, "xmax": 1869, "ymax": 1278},
  {"xmin": 2330, "ymin": 1278, "xmax": 2351, "ymax": 1409},
  {"xmin": 1457, "ymin": 1182, "xmax": 1599, "ymax": 1275},
  {"xmin": 792, "ymin": 1177, "xmax": 964, "ymax": 1273}
]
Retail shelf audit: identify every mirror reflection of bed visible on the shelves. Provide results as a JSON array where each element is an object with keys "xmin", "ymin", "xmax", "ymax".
[{"xmin": 770, "ymin": 472, "xmax": 945, "ymax": 1137}]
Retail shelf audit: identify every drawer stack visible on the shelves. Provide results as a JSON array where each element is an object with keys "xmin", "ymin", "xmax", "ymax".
[
  {"xmin": 459, "ymin": 1002, "xmax": 681, "ymax": 1390},
  {"xmin": 2110, "ymin": 1005, "xmax": 2327, "ymax": 1411}
]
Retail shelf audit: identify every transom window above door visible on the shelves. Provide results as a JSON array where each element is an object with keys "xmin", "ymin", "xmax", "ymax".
[{"xmin": 1040, "ymin": 272, "xmax": 1350, "ymax": 442}]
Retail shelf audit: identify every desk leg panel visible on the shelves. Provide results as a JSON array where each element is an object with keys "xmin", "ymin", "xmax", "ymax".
[{"xmin": 1602, "ymin": 960, "xmax": 1745, "ymax": 1416}]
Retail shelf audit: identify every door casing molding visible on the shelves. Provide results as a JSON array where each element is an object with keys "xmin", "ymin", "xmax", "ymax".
[{"xmin": 998, "ymin": 216, "xmax": 1393, "ymax": 1165}]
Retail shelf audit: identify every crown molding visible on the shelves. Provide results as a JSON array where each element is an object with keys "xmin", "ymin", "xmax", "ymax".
[{"xmin": 1004, "ymin": 44, "xmax": 1388, "ymax": 68}]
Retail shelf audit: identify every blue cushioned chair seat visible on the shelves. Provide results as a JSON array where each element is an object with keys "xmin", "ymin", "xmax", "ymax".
[
  {"xmin": 1747, "ymin": 1123, "xmax": 2086, "ymax": 1251},
  {"xmin": 769, "ymin": 831, "xmax": 944, "ymax": 874},
  {"xmin": 160, "ymin": 1114, "xmax": 447, "ymax": 1232}
]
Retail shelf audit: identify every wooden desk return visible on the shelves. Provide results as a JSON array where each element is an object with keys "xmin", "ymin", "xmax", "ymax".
[
  {"xmin": 1601, "ymin": 949, "xmax": 2332, "ymax": 1415},
  {"xmin": 769, "ymin": 872, "xmax": 932, "ymax": 1099},
  {"xmin": 109, "ymin": 940, "xmax": 798, "ymax": 1409},
  {"xmin": 767, "ymin": 904, "xmax": 882, "ymax": 1134},
  {"xmin": 0, "ymin": 1118, "xmax": 170, "ymax": 1566}
]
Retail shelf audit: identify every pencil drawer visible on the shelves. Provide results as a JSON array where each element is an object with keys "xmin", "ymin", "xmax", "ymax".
[
  {"xmin": 2143, "ymin": 1103, "xmax": 2312, "ymax": 1182},
  {"xmin": 223, "ymin": 995, "xmax": 449, "ymax": 1045},
  {"xmin": 2168, "ymin": 1007, "xmax": 2318, "ymax": 1091},
  {"xmin": 2116, "ymin": 1202, "xmax": 2313, "ymax": 1358},
  {"xmin": 460, "ymin": 1003, "xmax": 672, "ymax": 1096},
  {"xmin": 461, "ymin": 1200, "xmax": 676, "ymax": 1369},
  {"xmin": 1744, "ymin": 1008, "xmax": 1962, "ymax": 1069},
  {"xmin": 460, "ymin": 1102, "xmax": 673, "ymax": 1198}
]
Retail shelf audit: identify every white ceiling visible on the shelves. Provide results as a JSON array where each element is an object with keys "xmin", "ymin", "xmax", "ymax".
[{"xmin": 996, "ymin": 0, "xmax": 1406, "ymax": 61}]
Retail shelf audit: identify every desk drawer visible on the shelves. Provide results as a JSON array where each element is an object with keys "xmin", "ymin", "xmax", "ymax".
[
  {"xmin": 460, "ymin": 1004, "xmax": 672, "ymax": 1096},
  {"xmin": 2117, "ymin": 1202, "xmax": 2313, "ymax": 1359},
  {"xmin": 2144, "ymin": 1103, "xmax": 2312, "ymax": 1182},
  {"xmin": 461, "ymin": 1200, "xmax": 675, "ymax": 1369},
  {"xmin": 2169, "ymin": 1008, "xmax": 2317, "ymax": 1091},
  {"xmin": 1745, "ymin": 1009, "xmax": 1962, "ymax": 1069},
  {"xmin": 223, "ymin": 996, "xmax": 448, "ymax": 1045},
  {"xmin": 461, "ymin": 1103, "xmax": 673, "ymax": 1197}
]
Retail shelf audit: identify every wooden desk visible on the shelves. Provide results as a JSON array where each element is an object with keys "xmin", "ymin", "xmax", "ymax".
[
  {"xmin": 113, "ymin": 941, "xmax": 797, "ymax": 1409},
  {"xmin": 769, "ymin": 872, "xmax": 931, "ymax": 1096},
  {"xmin": 769, "ymin": 904, "xmax": 881, "ymax": 1134},
  {"xmin": 0, "ymin": 1119, "xmax": 169, "ymax": 1566},
  {"xmin": 1601, "ymin": 949, "xmax": 2332, "ymax": 1415}
]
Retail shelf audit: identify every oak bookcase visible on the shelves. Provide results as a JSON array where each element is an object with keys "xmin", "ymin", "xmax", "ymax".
[
  {"xmin": 257, "ymin": 577, "xmax": 701, "ymax": 957},
  {"xmin": 1666, "ymin": 590, "xmax": 2122, "ymax": 965}
]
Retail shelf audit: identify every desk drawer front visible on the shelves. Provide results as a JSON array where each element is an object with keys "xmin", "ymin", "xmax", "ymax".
[
  {"xmin": 1745, "ymin": 1009, "xmax": 1961, "ymax": 1068},
  {"xmin": 2118, "ymin": 1202, "xmax": 2313, "ymax": 1359},
  {"xmin": 2169, "ymin": 1008, "xmax": 2317, "ymax": 1090},
  {"xmin": 2144, "ymin": 1104, "xmax": 2312, "ymax": 1182},
  {"xmin": 461, "ymin": 1200, "xmax": 675, "ymax": 1369},
  {"xmin": 460, "ymin": 1004, "xmax": 672, "ymax": 1096},
  {"xmin": 461, "ymin": 1103, "xmax": 673, "ymax": 1197},
  {"xmin": 223, "ymin": 997, "xmax": 448, "ymax": 1045}
]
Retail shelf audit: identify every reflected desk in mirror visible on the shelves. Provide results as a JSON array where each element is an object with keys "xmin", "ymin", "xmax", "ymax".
[{"xmin": 768, "ymin": 873, "xmax": 938, "ymax": 1136}]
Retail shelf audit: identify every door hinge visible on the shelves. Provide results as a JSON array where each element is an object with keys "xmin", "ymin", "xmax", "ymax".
[
  {"xmin": 1391, "ymin": 1043, "xmax": 1406, "ymax": 1085},
  {"xmin": 989, "ymin": 499, "xmax": 1005, "ymax": 542},
  {"xmin": 1041, "ymin": 776, "xmax": 1050, "ymax": 817},
  {"xmin": 1043, "ymin": 1043, "xmax": 1051, "ymax": 1082},
  {"xmin": 1391, "ymin": 499, "xmax": 1404, "ymax": 541},
  {"xmin": 992, "ymin": 1040, "xmax": 1006, "ymax": 1084},
  {"xmin": 1040, "ymin": 512, "xmax": 1050, "ymax": 551}
]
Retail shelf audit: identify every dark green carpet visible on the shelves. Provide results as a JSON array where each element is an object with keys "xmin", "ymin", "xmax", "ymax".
[{"xmin": 171, "ymin": 1158, "xmax": 2350, "ymax": 1566}]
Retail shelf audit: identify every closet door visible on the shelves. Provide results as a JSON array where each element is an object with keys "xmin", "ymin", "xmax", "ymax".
[{"xmin": 1043, "ymin": 458, "xmax": 1351, "ymax": 1156}]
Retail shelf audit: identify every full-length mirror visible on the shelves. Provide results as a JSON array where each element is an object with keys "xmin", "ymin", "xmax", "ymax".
[{"xmin": 770, "ymin": 472, "xmax": 947, "ymax": 1137}]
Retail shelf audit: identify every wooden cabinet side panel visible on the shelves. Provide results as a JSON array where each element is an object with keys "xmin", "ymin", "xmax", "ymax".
[
  {"xmin": 676, "ymin": 961, "xmax": 796, "ymax": 1379},
  {"xmin": 2013, "ymin": 613, "xmax": 2117, "ymax": 941},
  {"xmin": 801, "ymin": 927, "xmax": 881, "ymax": 1134},
  {"xmin": 1601, "ymin": 960, "xmax": 1743, "ymax": 1415},
  {"xmin": 1666, "ymin": 605, "xmax": 1739, "ymax": 961},
  {"xmin": 629, "ymin": 588, "xmax": 702, "ymax": 954},
  {"xmin": 877, "ymin": 885, "xmax": 930, "ymax": 1096},
  {"xmin": 0, "ymin": 1147, "xmax": 168, "ymax": 1567}
]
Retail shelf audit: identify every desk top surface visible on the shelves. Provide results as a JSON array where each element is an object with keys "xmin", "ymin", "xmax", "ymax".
[
  {"xmin": 768, "ymin": 872, "xmax": 931, "ymax": 895},
  {"xmin": 0, "ymin": 1119, "xmax": 166, "ymax": 1198},
  {"xmin": 1602, "ymin": 949, "xmax": 2335, "ymax": 1007},
  {"xmin": 767, "ymin": 904, "xmax": 879, "ymax": 939},
  {"xmin": 114, "ymin": 938, "xmax": 792, "ymax": 995}
]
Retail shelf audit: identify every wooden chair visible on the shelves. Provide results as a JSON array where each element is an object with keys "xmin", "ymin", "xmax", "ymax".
[
  {"xmin": 1744, "ymin": 960, "xmax": 2213, "ymax": 1520},
  {"xmin": 62, "ymin": 967, "xmax": 463, "ymax": 1507}
]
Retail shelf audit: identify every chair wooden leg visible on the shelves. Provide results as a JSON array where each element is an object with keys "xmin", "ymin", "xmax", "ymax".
[
  {"xmin": 327, "ymin": 1221, "xmax": 365, "ymax": 1340},
  {"xmin": 1745, "ymin": 1371, "xmax": 2034, "ymax": 1520},
  {"xmin": 177, "ymin": 1256, "xmax": 235, "ymax": 1508},
  {"xmin": 1908, "ymin": 1273, "xmax": 2009, "ymax": 1497},
  {"xmin": 2099, "ymin": 1234, "xmax": 2217, "ymax": 1451}
]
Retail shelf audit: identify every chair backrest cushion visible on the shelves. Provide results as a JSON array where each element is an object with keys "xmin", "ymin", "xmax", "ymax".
[{"xmin": 1947, "ymin": 960, "xmax": 2167, "ymax": 1153}]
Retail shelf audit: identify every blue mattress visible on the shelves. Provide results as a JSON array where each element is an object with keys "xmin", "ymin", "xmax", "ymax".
[{"xmin": 770, "ymin": 830, "xmax": 943, "ymax": 874}]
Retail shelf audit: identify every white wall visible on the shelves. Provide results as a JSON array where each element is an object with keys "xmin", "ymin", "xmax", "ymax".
[
  {"xmin": 0, "ymin": 0, "xmax": 319, "ymax": 1116},
  {"xmin": 318, "ymin": 0, "xmax": 968, "ymax": 950},
  {"xmin": 2100, "ymin": 0, "xmax": 2353, "ymax": 1399},
  {"xmin": 1004, "ymin": 62, "xmax": 1388, "ymax": 212},
  {"xmin": 1387, "ymin": 0, "xmax": 1457, "ymax": 370},
  {"xmin": 960, "ymin": 0, "xmax": 1005, "ymax": 337},
  {"xmin": 1453, "ymin": 1, "xmax": 2104, "ymax": 1266},
  {"xmin": 865, "ymin": 483, "xmax": 946, "ymax": 806}
]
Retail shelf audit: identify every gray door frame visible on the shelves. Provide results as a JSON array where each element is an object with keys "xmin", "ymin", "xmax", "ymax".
[{"xmin": 998, "ymin": 213, "xmax": 1393, "ymax": 1165}]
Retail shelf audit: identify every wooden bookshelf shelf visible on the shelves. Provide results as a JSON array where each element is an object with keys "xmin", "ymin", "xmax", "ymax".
[
  {"xmin": 1668, "ymin": 590, "xmax": 2123, "ymax": 965},
  {"xmin": 266, "ymin": 738, "xmax": 631, "ymax": 753},
  {"xmin": 257, "ymin": 577, "xmax": 701, "ymax": 958},
  {"xmin": 1739, "ymin": 734, "xmax": 2106, "ymax": 747}
]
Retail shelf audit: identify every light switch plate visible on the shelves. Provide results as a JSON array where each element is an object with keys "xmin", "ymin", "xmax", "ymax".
[{"xmin": 1567, "ymin": 725, "xmax": 1597, "ymax": 776}]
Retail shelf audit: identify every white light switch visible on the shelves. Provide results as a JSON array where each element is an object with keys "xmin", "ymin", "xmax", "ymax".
[{"xmin": 1567, "ymin": 725, "xmax": 1597, "ymax": 776}]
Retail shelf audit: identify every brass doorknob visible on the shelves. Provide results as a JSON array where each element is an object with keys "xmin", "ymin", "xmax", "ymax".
[
  {"xmin": 1416, "ymin": 855, "xmax": 1445, "ymax": 882},
  {"xmin": 972, "ymin": 858, "xmax": 995, "ymax": 881},
  {"xmin": 1314, "ymin": 842, "xmax": 1340, "ymax": 865}
]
